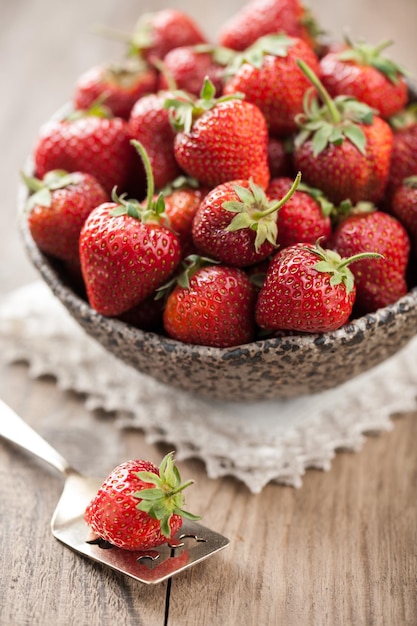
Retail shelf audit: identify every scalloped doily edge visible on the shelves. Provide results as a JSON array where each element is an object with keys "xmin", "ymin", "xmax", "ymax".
[{"xmin": 1, "ymin": 281, "xmax": 417, "ymax": 493}]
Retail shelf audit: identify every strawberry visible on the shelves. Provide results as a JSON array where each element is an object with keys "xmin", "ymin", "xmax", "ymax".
[
  {"xmin": 23, "ymin": 170, "xmax": 108, "ymax": 265},
  {"xmin": 162, "ymin": 256, "xmax": 258, "ymax": 347},
  {"xmin": 161, "ymin": 177, "xmax": 209, "ymax": 258},
  {"xmin": 386, "ymin": 104, "xmax": 417, "ymax": 197},
  {"xmin": 128, "ymin": 9, "xmax": 207, "ymax": 63},
  {"xmin": 293, "ymin": 60, "xmax": 393, "ymax": 205},
  {"xmin": 166, "ymin": 78, "xmax": 270, "ymax": 189},
  {"xmin": 267, "ymin": 136, "xmax": 293, "ymax": 179},
  {"xmin": 319, "ymin": 39, "xmax": 408, "ymax": 120},
  {"xmin": 157, "ymin": 44, "xmax": 234, "ymax": 97},
  {"xmin": 255, "ymin": 241, "xmax": 380, "ymax": 332},
  {"xmin": 79, "ymin": 141, "xmax": 181, "ymax": 316},
  {"xmin": 33, "ymin": 104, "xmax": 134, "ymax": 196},
  {"xmin": 129, "ymin": 91, "xmax": 183, "ymax": 191},
  {"xmin": 330, "ymin": 203, "xmax": 410, "ymax": 314},
  {"xmin": 117, "ymin": 294, "xmax": 165, "ymax": 332},
  {"xmin": 217, "ymin": 0, "xmax": 320, "ymax": 52},
  {"xmin": 73, "ymin": 59, "xmax": 158, "ymax": 120},
  {"xmin": 84, "ymin": 452, "xmax": 200, "ymax": 551},
  {"xmin": 266, "ymin": 177, "xmax": 333, "ymax": 247},
  {"xmin": 391, "ymin": 176, "xmax": 417, "ymax": 250},
  {"xmin": 223, "ymin": 34, "xmax": 320, "ymax": 136},
  {"xmin": 192, "ymin": 174, "xmax": 301, "ymax": 266}
]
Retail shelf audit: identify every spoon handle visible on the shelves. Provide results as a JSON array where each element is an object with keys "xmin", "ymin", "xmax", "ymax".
[{"xmin": 0, "ymin": 398, "xmax": 73, "ymax": 476}]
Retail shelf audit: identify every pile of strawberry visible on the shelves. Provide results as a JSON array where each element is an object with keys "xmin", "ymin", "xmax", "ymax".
[{"xmin": 25, "ymin": 0, "xmax": 417, "ymax": 348}]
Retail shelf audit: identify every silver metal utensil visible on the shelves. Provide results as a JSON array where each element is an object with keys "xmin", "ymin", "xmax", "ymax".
[{"xmin": 0, "ymin": 398, "xmax": 229, "ymax": 585}]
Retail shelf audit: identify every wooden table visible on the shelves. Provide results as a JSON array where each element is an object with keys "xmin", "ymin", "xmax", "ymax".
[{"xmin": 1, "ymin": 1, "xmax": 416, "ymax": 624}]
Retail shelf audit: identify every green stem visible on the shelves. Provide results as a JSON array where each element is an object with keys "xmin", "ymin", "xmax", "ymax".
[
  {"xmin": 131, "ymin": 139, "xmax": 154, "ymax": 209},
  {"xmin": 374, "ymin": 39, "xmax": 393, "ymax": 55},
  {"xmin": 254, "ymin": 171, "xmax": 302, "ymax": 219},
  {"xmin": 338, "ymin": 251, "xmax": 384, "ymax": 270},
  {"xmin": 151, "ymin": 57, "xmax": 178, "ymax": 92},
  {"xmin": 297, "ymin": 58, "xmax": 341, "ymax": 125},
  {"xmin": 167, "ymin": 480, "xmax": 194, "ymax": 497}
]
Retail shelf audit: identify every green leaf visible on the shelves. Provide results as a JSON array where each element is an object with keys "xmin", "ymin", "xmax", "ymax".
[
  {"xmin": 226, "ymin": 212, "xmax": 254, "ymax": 232},
  {"xmin": 160, "ymin": 515, "xmax": 171, "ymax": 538},
  {"xmin": 200, "ymin": 76, "xmax": 216, "ymax": 101},
  {"xmin": 175, "ymin": 509, "xmax": 202, "ymax": 521},
  {"xmin": 254, "ymin": 219, "xmax": 278, "ymax": 251},
  {"xmin": 222, "ymin": 200, "xmax": 245, "ymax": 213},
  {"xmin": 233, "ymin": 183, "xmax": 256, "ymax": 205},
  {"xmin": 343, "ymin": 124, "xmax": 367, "ymax": 154},
  {"xmin": 312, "ymin": 123, "xmax": 334, "ymax": 156},
  {"xmin": 134, "ymin": 488, "xmax": 164, "ymax": 501},
  {"xmin": 26, "ymin": 187, "xmax": 52, "ymax": 211}
]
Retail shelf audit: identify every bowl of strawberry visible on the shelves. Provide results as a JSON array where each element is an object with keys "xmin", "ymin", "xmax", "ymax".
[{"xmin": 18, "ymin": 2, "xmax": 417, "ymax": 402}]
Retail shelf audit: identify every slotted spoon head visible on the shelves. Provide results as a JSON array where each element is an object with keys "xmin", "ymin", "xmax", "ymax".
[
  {"xmin": 51, "ymin": 469, "xmax": 230, "ymax": 585},
  {"xmin": 0, "ymin": 399, "xmax": 229, "ymax": 586}
]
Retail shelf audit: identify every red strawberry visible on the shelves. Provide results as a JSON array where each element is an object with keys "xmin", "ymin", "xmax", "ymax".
[
  {"xmin": 166, "ymin": 78, "xmax": 270, "ymax": 189},
  {"xmin": 266, "ymin": 177, "xmax": 333, "ymax": 247},
  {"xmin": 79, "ymin": 142, "xmax": 182, "ymax": 316},
  {"xmin": 162, "ymin": 257, "xmax": 258, "ymax": 347},
  {"xmin": 129, "ymin": 91, "xmax": 183, "ymax": 190},
  {"xmin": 33, "ymin": 105, "xmax": 134, "ymax": 196},
  {"xmin": 218, "ymin": 0, "xmax": 320, "ymax": 52},
  {"xmin": 23, "ymin": 170, "xmax": 108, "ymax": 265},
  {"xmin": 267, "ymin": 136, "xmax": 293, "ymax": 179},
  {"xmin": 84, "ymin": 452, "xmax": 199, "ymax": 551},
  {"xmin": 158, "ymin": 45, "xmax": 232, "ymax": 97},
  {"xmin": 331, "ymin": 204, "xmax": 410, "ymax": 314},
  {"xmin": 319, "ymin": 39, "xmax": 408, "ymax": 120},
  {"xmin": 293, "ymin": 60, "xmax": 393, "ymax": 205},
  {"xmin": 223, "ymin": 34, "xmax": 320, "ymax": 136},
  {"xmin": 129, "ymin": 9, "xmax": 207, "ymax": 62},
  {"xmin": 117, "ymin": 294, "xmax": 165, "ymax": 332},
  {"xmin": 255, "ymin": 241, "xmax": 379, "ymax": 332},
  {"xmin": 73, "ymin": 59, "xmax": 158, "ymax": 120},
  {"xmin": 192, "ymin": 174, "xmax": 301, "ymax": 266},
  {"xmin": 386, "ymin": 104, "xmax": 417, "ymax": 197},
  {"xmin": 161, "ymin": 177, "xmax": 209, "ymax": 258},
  {"xmin": 391, "ymin": 176, "xmax": 417, "ymax": 250}
]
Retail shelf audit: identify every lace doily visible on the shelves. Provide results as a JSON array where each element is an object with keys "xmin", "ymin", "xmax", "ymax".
[{"xmin": 1, "ymin": 281, "xmax": 416, "ymax": 493}]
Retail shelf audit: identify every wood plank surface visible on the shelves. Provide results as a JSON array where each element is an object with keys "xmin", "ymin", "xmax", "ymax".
[{"xmin": 1, "ymin": 1, "xmax": 417, "ymax": 625}]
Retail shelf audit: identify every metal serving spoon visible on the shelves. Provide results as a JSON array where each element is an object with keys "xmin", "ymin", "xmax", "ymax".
[{"xmin": 0, "ymin": 398, "xmax": 229, "ymax": 585}]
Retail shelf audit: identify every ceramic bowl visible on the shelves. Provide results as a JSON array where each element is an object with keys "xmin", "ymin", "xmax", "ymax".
[{"xmin": 18, "ymin": 85, "xmax": 417, "ymax": 403}]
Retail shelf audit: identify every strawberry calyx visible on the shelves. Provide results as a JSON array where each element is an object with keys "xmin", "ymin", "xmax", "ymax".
[
  {"xmin": 304, "ymin": 240, "xmax": 383, "ymax": 294},
  {"xmin": 102, "ymin": 56, "xmax": 154, "ymax": 87},
  {"xmin": 337, "ymin": 38, "xmax": 407, "ymax": 84},
  {"xmin": 403, "ymin": 175, "xmax": 417, "ymax": 189},
  {"xmin": 156, "ymin": 254, "xmax": 219, "ymax": 299},
  {"xmin": 300, "ymin": 7, "xmax": 326, "ymax": 45},
  {"xmin": 93, "ymin": 14, "xmax": 155, "ymax": 58},
  {"xmin": 128, "ymin": 13, "xmax": 155, "ymax": 56},
  {"xmin": 192, "ymin": 43, "xmax": 237, "ymax": 67},
  {"xmin": 66, "ymin": 97, "xmax": 114, "ymax": 121},
  {"xmin": 295, "ymin": 59, "xmax": 376, "ymax": 156},
  {"xmin": 223, "ymin": 172, "xmax": 301, "ymax": 252},
  {"xmin": 22, "ymin": 169, "xmax": 85, "ymax": 211},
  {"xmin": 110, "ymin": 140, "xmax": 167, "ymax": 224},
  {"xmin": 164, "ymin": 77, "xmax": 244, "ymax": 133},
  {"xmin": 160, "ymin": 175, "xmax": 201, "ymax": 195},
  {"xmin": 296, "ymin": 181, "xmax": 334, "ymax": 217},
  {"xmin": 332, "ymin": 199, "xmax": 377, "ymax": 224},
  {"xmin": 225, "ymin": 33, "xmax": 296, "ymax": 75},
  {"xmin": 389, "ymin": 103, "xmax": 417, "ymax": 130},
  {"xmin": 134, "ymin": 451, "xmax": 201, "ymax": 538}
]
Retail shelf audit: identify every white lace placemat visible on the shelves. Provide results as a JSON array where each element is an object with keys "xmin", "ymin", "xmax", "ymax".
[{"xmin": 1, "ymin": 281, "xmax": 416, "ymax": 493}]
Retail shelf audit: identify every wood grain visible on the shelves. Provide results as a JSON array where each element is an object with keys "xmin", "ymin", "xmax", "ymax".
[{"xmin": 1, "ymin": 1, "xmax": 417, "ymax": 625}]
